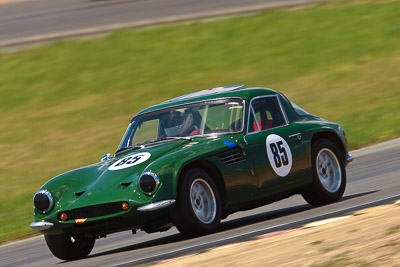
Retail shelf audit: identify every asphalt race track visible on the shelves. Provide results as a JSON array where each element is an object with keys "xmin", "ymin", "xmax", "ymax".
[
  {"xmin": 0, "ymin": 0, "xmax": 324, "ymax": 46},
  {"xmin": 1, "ymin": 139, "xmax": 399, "ymax": 266}
]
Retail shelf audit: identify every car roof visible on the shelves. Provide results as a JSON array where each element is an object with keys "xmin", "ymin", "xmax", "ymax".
[{"xmin": 136, "ymin": 85, "xmax": 280, "ymax": 116}]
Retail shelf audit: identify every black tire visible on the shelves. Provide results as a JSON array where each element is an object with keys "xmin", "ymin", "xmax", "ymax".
[
  {"xmin": 45, "ymin": 233, "xmax": 95, "ymax": 261},
  {"xmin": 301, "ymin": 139, "xmax": 346, "ymax": 206},
  {"xmin": 172, "ymin": 168, "xmax": 222, "ymax": 237}
]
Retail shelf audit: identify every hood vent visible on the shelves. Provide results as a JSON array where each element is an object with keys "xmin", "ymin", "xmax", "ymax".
[
  {"xmin": 218, "ymin": 148, "xmax": 245, "ymax": 166},
  {"xmin": 74, "ymin": 190, "xmax": 86, "ymax": 197},
  {"xmin": 120, "ymin": 181, "xmax": 132, "ymax": 187}
]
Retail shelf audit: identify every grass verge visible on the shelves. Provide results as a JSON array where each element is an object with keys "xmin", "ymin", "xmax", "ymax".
[{"xmin": 0, "ymin": 0, "xmax": 399, "ymax": 243}]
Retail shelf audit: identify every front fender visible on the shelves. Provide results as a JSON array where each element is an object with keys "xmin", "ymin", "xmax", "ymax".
[{"xmin": 144, "ymin": 137, "xmax": 243, "ymax": 201}]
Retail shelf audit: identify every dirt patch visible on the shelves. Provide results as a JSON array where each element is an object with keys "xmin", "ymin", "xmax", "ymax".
[{"xmin": 157, "ymin": 202, "xmax": 400, "ymax": 266}]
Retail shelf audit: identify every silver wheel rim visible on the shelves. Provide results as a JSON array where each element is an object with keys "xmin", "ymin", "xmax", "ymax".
[
  {"xmin": 190, "ymin": 178, "xmax": 216, "ymax": 224},
  {"xmin": 316, "ymin": 148, "xmax": 342, "ymax": 193}
]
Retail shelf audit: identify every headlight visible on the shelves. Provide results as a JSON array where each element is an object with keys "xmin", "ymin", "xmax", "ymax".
[
  {"xmin": 138, "ymin": 172, "xmax": 160, "ymax": 195},
  {"xmin": 33, "ymin": 190, "xmax": 54, "ymax": 214}
]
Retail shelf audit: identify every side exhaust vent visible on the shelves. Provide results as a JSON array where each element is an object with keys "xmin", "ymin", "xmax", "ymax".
[{"xmin": 218, "ymin": 148, "xmax": 245, "ymax": 166}]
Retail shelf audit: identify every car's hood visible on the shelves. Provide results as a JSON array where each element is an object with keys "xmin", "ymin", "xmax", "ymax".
[{"xmin": 41, "ymin": 140, "xmax": 190, "ymax": 211}]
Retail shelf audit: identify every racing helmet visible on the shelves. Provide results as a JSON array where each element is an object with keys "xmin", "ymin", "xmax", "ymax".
[{"xmin": 163, "ymin": 111, "xmax": 194, "ymax": 136}]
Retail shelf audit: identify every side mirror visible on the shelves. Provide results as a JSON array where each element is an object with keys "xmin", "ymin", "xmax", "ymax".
[{"xmin": 100, "ymin": 153, "xmax": 113, "ymax": 162}]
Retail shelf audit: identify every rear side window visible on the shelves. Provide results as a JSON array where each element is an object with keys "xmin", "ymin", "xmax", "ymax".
[
  {"xmin": 290, "ymin": 101, "xmax": 311, "ymax": 116},
  {"xmin": 248, "ymin": 96, "xmax": 287, "ymax": 133}
]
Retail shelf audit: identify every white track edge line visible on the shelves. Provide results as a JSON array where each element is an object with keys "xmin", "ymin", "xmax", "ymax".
[{"xmin": 0, "ymin": 0, "xmax": 324, "ymax": 47}]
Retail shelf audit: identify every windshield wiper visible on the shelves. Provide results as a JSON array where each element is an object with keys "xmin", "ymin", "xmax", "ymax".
[
  {"xmin": 137, "ymin": 137, "xmax": 192, "ymax": 146},
  {"xmin": 141, "ymin": 137, "xmax": 192, "ymax": 145},
  {"xmin": 116, "ymin": 137, "xmax": 191, "ymax": 155},
  {"xmin": 115, "ymin": 144, "xmax": 144, "ymax": 155},
  {"xmin": 159, "ymin": 136, "xmax": 192, "ymax": 141}
]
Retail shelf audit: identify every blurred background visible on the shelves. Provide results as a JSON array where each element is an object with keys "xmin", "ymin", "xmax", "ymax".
[{"xmin": 0, "ymin": 0, "xmax": 399, "ymax": 245}]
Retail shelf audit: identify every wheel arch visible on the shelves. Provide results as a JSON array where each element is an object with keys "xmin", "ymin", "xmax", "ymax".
[
  {"xmin": 177, "ymin": 159, "xmax": 227, "ymax": 209},
  {"xmin": 311, "ymin": 131, "xmax": 346, "ymax": 162}
]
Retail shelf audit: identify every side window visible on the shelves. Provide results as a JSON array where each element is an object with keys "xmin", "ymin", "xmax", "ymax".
[{"xmin": 248, "ymin": 96, "xmax": 287, "ymax": 133}]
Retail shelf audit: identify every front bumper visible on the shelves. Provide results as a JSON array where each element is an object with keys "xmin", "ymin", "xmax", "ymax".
[
  {"xmin": 137, "ymin": 199, "xmax": 176, "ymax": 211},
  {"xmin": 30, "ymin": 221, "xmax": 54, "ymax": 231},
  {"xmin": 30, "ymin": 199, "xmax": 176, "ymax": 233}
]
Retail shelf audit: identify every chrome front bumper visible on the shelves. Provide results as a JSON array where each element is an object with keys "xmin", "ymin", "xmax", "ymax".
[
  {"xmin": 30, "ymin": 200, "xmax": 176, "ymax": 230},
  {"xmin": 30, "ymin": 221, "xmax": 54, "ymax": 231},
  {"xmin": 137, "ymin": 199, "xmax": 176, "ymax": 212}
]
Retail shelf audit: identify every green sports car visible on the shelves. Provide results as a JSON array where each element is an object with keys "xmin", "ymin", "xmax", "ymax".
[{"xmin": 31, "ymin": 85, "xmax": 353, "ymax": 260}]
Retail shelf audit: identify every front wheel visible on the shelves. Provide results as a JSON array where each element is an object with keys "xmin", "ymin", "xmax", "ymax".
[
  {"xmin": 172, "ymin": 168, "xmax": 222, "ymax": 237},
  {"xmin": 45, "ymin": 233, "xmax": 95, "ymax": 261},
  {"xmin": 302, "ymin": 139, "xmax": 346, "ymax": 206}
]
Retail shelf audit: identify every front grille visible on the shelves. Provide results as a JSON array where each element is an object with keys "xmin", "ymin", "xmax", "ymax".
[
  {"xmin": 73, "ymin": 217, "xmax": 124, "ymax": 228},
  {"xmin": 59, "ymin": 202, "xmax": 125, "ymax": 220},
  {"xmin": 218, "ymin": 148, "xmax": 245, "ymax": 166}
]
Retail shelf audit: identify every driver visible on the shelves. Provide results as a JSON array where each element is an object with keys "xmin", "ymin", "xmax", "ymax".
[{"xmin": 162, "ymin": 111, "xmax": 194, "ymax": 137}]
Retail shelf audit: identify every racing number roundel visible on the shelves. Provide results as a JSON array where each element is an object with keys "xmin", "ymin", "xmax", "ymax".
[
  {"xmin": 266, "ymin": 134, "xmax": 292, "ymax": 177},
  {"xmin": 108, "ymin": 152, "xmax": 151, "ymax": 171}
]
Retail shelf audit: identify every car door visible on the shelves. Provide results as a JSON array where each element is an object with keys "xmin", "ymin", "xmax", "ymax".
[{"xmin": 244, "ymin": 95, "xmax": 309, "ymax": 197}]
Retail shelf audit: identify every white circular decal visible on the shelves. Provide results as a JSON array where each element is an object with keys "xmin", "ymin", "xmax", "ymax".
[
  {"xmin": 108, "ymin": 152, "xmax": 151, "ymax": 171},
  {"xmin": 266, "ymin": 134, "xmax": 293, "ymax": 177}
]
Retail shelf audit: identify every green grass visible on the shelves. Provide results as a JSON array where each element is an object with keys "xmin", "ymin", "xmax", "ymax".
[
  {"xmin": 385, "ymin": 225, "xmax": 400, "ymax": 236},
  {"xmin": 0, "ymin": 0, "xmax": 400, "ymax": 243},
  {"xmin": 313, "ymin": 250, "xmax": 372, "ymax": 267},
  {"xmin": 313, "ymin": 251, "xmax": 350, "ymax": 267}
]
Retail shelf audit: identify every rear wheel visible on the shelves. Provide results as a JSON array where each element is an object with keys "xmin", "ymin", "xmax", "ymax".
[
  {"xmin": 45, "ymin": 233, "xmax": 95, "ymax": 261},
  {"xmin": 302, "ymin": 139, "xmax": 346, "ymax": 206},
  {"xmin": 172, "ymin": 168, "xmax": 222, "ymax": 237}
]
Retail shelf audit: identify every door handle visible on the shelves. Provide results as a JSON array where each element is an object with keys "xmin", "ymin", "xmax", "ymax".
[{"xmin": 289, "ymin": 133, "xmax": 302, "ymax": 140}]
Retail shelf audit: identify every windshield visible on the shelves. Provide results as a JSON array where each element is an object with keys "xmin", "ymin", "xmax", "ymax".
[{"xmin": 118, "ymin": 98, "xmax": 244, "ymax": 150}]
